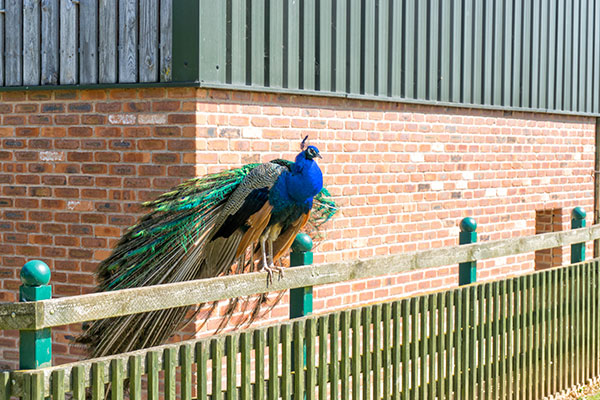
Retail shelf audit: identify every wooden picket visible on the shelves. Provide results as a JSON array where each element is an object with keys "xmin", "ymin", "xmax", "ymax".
[{"xmin": 3, "ymin": 258, "xmax": 600, "ymax": 399}]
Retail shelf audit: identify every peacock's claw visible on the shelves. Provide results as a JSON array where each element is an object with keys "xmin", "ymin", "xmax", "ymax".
[{"xmin": 260, "ymin": 263, "xmax": 284, "ymax": 285}]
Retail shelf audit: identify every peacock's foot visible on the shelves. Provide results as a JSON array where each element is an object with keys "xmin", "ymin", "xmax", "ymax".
[{"xmin": 260, "ymin": 263, "xmax": 284, "ymax": 285}]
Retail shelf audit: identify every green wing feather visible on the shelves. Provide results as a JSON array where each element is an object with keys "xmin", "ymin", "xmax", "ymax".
[{"xmin": 80, "ymin": 160, "xmax": 337, "ymax": 357}]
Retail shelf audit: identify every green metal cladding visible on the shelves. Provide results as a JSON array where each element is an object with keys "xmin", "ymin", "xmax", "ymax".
[{"xmin": 173, "ymin": 0, "xmax": 600, "ymax": 116}]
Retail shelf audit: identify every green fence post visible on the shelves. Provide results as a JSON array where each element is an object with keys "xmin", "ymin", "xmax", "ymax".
[
  {"xmin": 290, "ymin": 233, "xmax": 313, "ymax": 376},
  {"xmin": 19, "ymin": 260, "xmax": 52, "ymax": 370},
  {"xmin": 459, "ymin": 217, "xmax": 477, "ymax": 285},
  {"xmin": 289, "ymin": 233, "xmax": 313, "ymax": 319},
  {"xmin": 571, "ymin": 207, "xmax": 586, "ymax": 263}
]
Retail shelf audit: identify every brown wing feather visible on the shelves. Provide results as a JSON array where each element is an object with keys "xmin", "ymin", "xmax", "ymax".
[
  {"xmin": 235, "ymin": 202, "xmax": 273, "ymax": 258},
  {"xmin": 272, "ymin": 211, "xmax": 311, "ymax": 261}
]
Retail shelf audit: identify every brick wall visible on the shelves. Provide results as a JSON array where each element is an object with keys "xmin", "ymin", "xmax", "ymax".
[{"xmin": 0, "ymin": 87, "xmax": 595, "ymax": 368}]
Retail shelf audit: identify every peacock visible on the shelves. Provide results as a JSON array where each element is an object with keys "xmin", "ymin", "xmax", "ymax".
[{"xmin": 78, "ymin": 137, "xmax": 337, "ymax": 358}]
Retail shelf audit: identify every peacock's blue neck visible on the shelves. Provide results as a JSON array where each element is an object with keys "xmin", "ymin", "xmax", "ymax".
[{"xmin": 269, "ymin": 152, "xmax": 323, "ymax": 214}]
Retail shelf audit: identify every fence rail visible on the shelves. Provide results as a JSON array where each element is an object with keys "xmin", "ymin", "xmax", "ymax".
[
  {"xmin": 0, "ymin": 0, "xmax": 172, "ymax": 87},
  {"xmin": 3, "ymin": 258, "xmax": 600, "ymax": 399},
  {"xmin": 1, "ymin": 223, "xmax": 598, "ymax": 332}
]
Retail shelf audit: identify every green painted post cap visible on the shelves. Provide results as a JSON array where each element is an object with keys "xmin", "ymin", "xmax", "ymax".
[
  {"xmin": 291, "ymin": 233, "xmax": 313, "ymax": 252},
  {"xmin": 460, "ymin": 217, "xmax": 477, "ymax": 232},
  {"xmin": 572, "ymin": 207, "xmax": 586, "ymax": 220},
  {"xmin": 20, "ymin": 260, "xmax": 51, "ymax": 287}
]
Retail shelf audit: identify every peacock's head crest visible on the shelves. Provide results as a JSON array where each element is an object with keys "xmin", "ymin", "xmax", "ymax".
[{"xmin": 300, "ymin": 135, "xmax": 322, "ymax": 160}]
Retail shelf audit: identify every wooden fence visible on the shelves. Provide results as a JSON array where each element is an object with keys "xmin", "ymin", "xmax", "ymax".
[
  {"xmin": 2, "ymin": 258, "xmax": 599, "ymax": 399},
  {"xmin": 0, "ymin": 0, "xmax": 172, "ymax": 87}
]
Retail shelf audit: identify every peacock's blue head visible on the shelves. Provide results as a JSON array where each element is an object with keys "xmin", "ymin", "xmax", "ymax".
[{"xmin": 303, "ymin": 145, "xmax": 322, "ymax": 160}]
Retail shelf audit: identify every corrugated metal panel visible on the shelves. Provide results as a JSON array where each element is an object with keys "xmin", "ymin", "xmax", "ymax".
[{"xmin": 171, "ymin": 0, "xmax": 600, "ymax": 116}]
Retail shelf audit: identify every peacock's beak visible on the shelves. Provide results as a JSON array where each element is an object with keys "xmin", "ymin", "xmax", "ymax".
[{"xmin": 316, "ymin": 153, "xmax": 322, "ymax": 159}]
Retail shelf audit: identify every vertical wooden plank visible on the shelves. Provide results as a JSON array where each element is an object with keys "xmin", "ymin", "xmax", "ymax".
[
  {"xmin": 91, "ymin": 362, "xmax": 106, "ymax": 400},
  {"xmin": 383, "ymin": 302, "xmax": 392, "ymax": 399},
  {"xmin": 5, "ymin": 0, "xmax": 23, "ymax": 86},
  {"xmin": 99, "ymin": 0, "xmax": 118, "ymax": 82},
  {"xmin": 443, "ymin": 291, "xmax": 453, "ymax": 398},
  {"xmin": 428, "ymin": 0, "xmax": 439, "ymax": 101},
  {"xmin": 372, "ymin": 305, "xmax": 382, "ymax": 400},
  {"xmin": 0, "ymin": 0, "xmax": 4, "ymax": 85},
  {"xmin": 401, "ymin": 299, "xmax": 410, "ymax": 400},
  {"xmin": 251, "ymin": 0, "xmax": 265, "ymax": 86},
  {"xmin": 147, "ymin": 351, "xmax": 159, "ymax": 400},
  {"xmin": 165, "ymin": 347, "xmax": 177, "ymax": 400},
  {"xmin": 415, "ymin": 0, "xmax": 427, "ymax": 99},
  {"xmin": 59, "ymin": 0, "xmax": 77, "ymax": 84},
  {"xmin": 455, "ymin": 290, "xmax": 464, "ymax": 399},
  {"xmin": 27, "ymin": 372, "xmax": 44, "ymax": 400},
  {"xmin": 240, "ymin": 333, "xmax": 252, "ymax": 400},
  {"xmin": 226, "ymin": 335, "xmax": 237, "ymax": 400},
  {"xmin": 269, "ymin": 0, "xmax": 283, "ymax": 88},
  {"xmin": 119, "ymin": 0, "xmax": 138, "ymax": 83},
  {"xmin": 410, "ymin": 298, "xmax": 418, "ymax": 399},
  {"xmin": 439, "ymin": 0, "xmax": 451, "ymax": 101},
  {"xmin": 293, "ymin": 321, "xmax": 305, "ymax": 399},
  {"xmin": 558, "ymin": 267, "xmax": 566, "ymax": 392},
  {"xmin": 428, "ymin": 294, "xmax": 437, "ymax": 400},
  {"xmin": 255, "ymin": 330, "xmax": 266, "ymax": 400},
  {"xmin": 268, "ymin": 326, "xmax": 279, "ymax": 400},
  {"xmin": 575, "ymin": 264, "xmax": 582, "ymax": 386},
  {"xmin": 392, "ymin": 301, "xmax": 402, "ymax": 400},
  {"xmin": 51, "ymin": 370, "xmax": 66, "ymax": 400},
  {"xmin": 129, "ymin": 355, "xmax": 142, "ymax": 400},
  {"xmin": 139, "ymin": 0, "xmax": 159, "ymax": 82},
  {"xmin": 477, "ymin": 284, "xmax": 485, "ymax": 400},
  {"xmin": 341, "ymin": 310, "xmax": 351, "ymax": 399},
  {"xmin": 363, "ymin": 0, "xmax": 375, "ymax": 95},
  {"xmin": 318, "ymin": 316, "xmax": 328, "ymax": 400},
  {"xmin": 436, "ymin": 292, "xmax": 446, "ymax": 399},
  {"xmin": 330, "ymin": 313, "xmax": 340, "ymax": 400},
  {"xmin": 110, "ymin": 359, "xmax": 124, "ymax": 400},
  {"xmin": 72, "ymin": 365, "xmax": 85, "ymax": 400},
  {"xmin": 485, "ymin": 283, "xmax": 493, "ymax": 400},
  {"xmin": 569, "ymin": 265, "xmax": 576, "ymax": 388},
  {"xmin": 351, "ymin": 308, "xmax": 360, "ymax": 400},
  {"xmin": 539, "ymin": 272, "xmax": 546, "ymax": 398},
  {"xmin": 419, "ymin": 296, "xmax": 428, "ymax": 400},
  {"xmin": 507, "ymin": 278, "xmax": 514, "ymax": 400},
  {"xmin": 468, "ymin": 287, "xmax": 477, "ymax": 399},
  {"xmin": 79, "ymin": 0, "xmax": 99, "ymax": 84},
  {"xmin": 213, "ymin": 338, "xmax": 224, "ymax": 400},
  {"xmin": 159, "ymin": 0, "xmax": 172, "ymax": 82},
  {"xmin": 281, "ymin": 325, "xmax": 292, "ymax": 400},
  {"xmin": 305, "ymin": 319, "xmax": 316, "ymax": 400},
  {"xmin": 550, "ymin": 268, "xmax": 558, "ymax": 396},
  {"xmin": 23, "ymin": 0, "xmax": 41, "ymax": 85},
  {"xmin": 362, "ymin": 306, "xmax": 372, "ymax": 400},
  {"xmin": 181, "ymin": 344, "xmax": 193, "ymax": 400},
  {"xmin": 499, "ymin": 280, "xmax": 507, "ymax": 399},
  {"xmin": 197, "ymin": 341, "xmax": 209, "ymax": 400}
]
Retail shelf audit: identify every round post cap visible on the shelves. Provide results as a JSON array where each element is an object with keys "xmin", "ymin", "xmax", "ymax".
[
  {"xmin": 460, "ymin": 217, "xmax": 477, "ymax": 232},
  {"xmin": 572, "ymin": 207, "xmax": 586, "ymax": 220},
  {"xmin": 20, "ymin": 260, "xmax": 51, "ymax": 286},
  {"xmin": 291, "ymin": 233, "xmax": 313, "ymax": 252}
]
